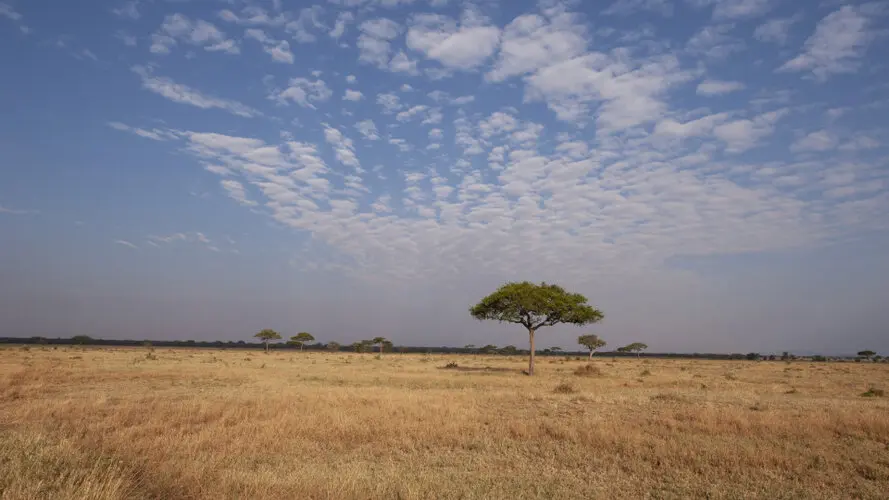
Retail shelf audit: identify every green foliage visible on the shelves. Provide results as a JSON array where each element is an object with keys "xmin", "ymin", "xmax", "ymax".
[
  {"xmin": 254, "ymin": 329, "xmax": 281, "ymax": 353},
  {"xmin": 746, "ymin": 352, "xmax": 761, "ymax": 361},
  {"xmin": 860, "ymin": 387, "xmax": 884, "ymax": 398},
  {"xmin": 470, "ymin": 281, "xmax": 603, "ymax": 329},
  {"xmin": 619, "ymin": 342, "xmax": 648, "ymax": 356},
  {"xmin": 857, "ymin": 350, "xmax": 876, "ymax": 360},
  {"xmin": 71, "ymin": 335, "xmax": 93, "ymax": 345},
  {"xmin": 578, "ymin": 334, "xmax": 606, "ymax": 357},
  {"xmin": 480, "ymin": 344, "xmax": 497, "ymax": 354},
  {"xmin": 326, "ymin": 341, "xmax": 341, "ymax": 352},
  {"xmin": 470, "ymin": 281, "xmax": 603, "ymax": 376},
  {"xmin": 288, "ymin": 332, "xmax": 315, "ymax": 351},
  {"xmin": 499, "ymin": 345, "xmax": 518, "ymax": 355}
]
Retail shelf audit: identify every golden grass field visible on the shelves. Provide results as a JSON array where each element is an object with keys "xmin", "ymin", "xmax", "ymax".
[{"xmin": 1, "ymin": 346, "xmax": 888, "ymax": 499}]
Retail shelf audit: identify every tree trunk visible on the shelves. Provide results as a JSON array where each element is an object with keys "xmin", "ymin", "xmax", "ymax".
[
  {"xmin": 588, "ymin": 349, "xmax": 594, "ymax": 360},
  {"xmin": 300, "ymin": 344, "xmax": 304, "ymax": 353},
  {"xmin": 264, "ymin": 341, "xmax": 269, "ymax": 354},
  {"xmin": 528, "ymin": 328, "xmax": 535, "ymax": 376}
]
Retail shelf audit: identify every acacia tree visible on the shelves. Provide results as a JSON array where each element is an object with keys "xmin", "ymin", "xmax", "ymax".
[
  {"xmin": 621, "ymin": 342, "xmax": 648, "ymax": 358},
  {"xmin": 289, "ymin": 332, "xmax": 315, "ymax": 352},
  {"xmin": 578, "ymin": 334, "xmax": 606, "ymax": 360},
  {"xmin": 372, "ymin": 337, "xmax": 389, "ymax": 357},
  {"xmin": 470, "ymin": 281, "xmax": 604, "ymax": 376},
  {"xmin": 254, "ymin": 329, "xmax": 282, "ymax": 353},
  {"xmin": 858, "ymin": 350, "xmax": 876, "ymax": 361},
  {"xmin": 326, "ymin": 341, "xmax": 341, "ymax": 352}
]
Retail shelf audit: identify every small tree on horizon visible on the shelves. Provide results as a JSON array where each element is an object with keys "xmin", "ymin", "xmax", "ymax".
[
  {"xmin": 578, "ymin": 334, "xmax": 607, "ymax": 360},
  {"xmin": 470, "ymin": 281, "xmax": 604, "ymax": 376},
  {"xmin": 71, "ymin": 335, "xmax": 93, "ymax": 345},
  {"xmin": 254, "ymin": 329, "xmax": 282, "ymax": 353},
  {"xmin": 326, "ymin": 341, "xmax": 341, "ymax": 352},
  {"xmin": 858, "ymin": 350, "xmax": 876, "ymax": 361},
  {"xmin": 372, "ymin": 337, "xmax": 389, "ymax": 357},
  {"xmin": 288, "ymin": 332, "xmax": 315, "ymax": 352},
  {"xmin": 620, "ymin": 342, "xmax": 648, "ymax": 358}
]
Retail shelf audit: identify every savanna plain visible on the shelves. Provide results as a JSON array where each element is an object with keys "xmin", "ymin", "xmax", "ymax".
[{"xmin": 1, "ymin": 346, "xmax": 888, "ymax": 499}]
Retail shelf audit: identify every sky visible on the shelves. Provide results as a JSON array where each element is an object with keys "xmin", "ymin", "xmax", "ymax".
[{"xmin": 1, "ymin": 0, "xmax": 888, "ymax": 354}]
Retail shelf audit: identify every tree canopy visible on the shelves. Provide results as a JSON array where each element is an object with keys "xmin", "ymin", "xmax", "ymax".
[
  {"xmin": 254, "ymin": 329, "xmax": 281, "ymax": 353},
  {"xmin": 470, "ymin": 281, "xmax": 603, "ymax": 375},
  {"xmin": 578, "ymin": 334, "xmax": 606, "ymax": 359},
  {"xmin": 289, "ymin": 332, "xmax": 315, "ymax": 351}
]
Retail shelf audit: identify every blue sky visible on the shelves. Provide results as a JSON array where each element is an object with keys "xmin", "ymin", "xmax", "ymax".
[{"xmin": 1, "ymin": 0, "xmax": 888, "ymax": 354}]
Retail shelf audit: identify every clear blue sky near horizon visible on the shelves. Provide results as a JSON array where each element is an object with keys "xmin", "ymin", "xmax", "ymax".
[{"xmin": 1, "ymin": 0, "xmax": 887, "ymax": 354}]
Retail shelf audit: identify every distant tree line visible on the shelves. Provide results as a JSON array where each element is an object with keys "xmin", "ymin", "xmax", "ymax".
[{"xmin": 3, "ymin": 336, "xmax": 881, "ymax": 363}]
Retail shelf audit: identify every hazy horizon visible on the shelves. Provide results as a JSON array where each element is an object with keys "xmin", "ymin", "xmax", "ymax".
[{"xmin": 2, "ymin": 0, "xmax": 888, "ymax": 355}]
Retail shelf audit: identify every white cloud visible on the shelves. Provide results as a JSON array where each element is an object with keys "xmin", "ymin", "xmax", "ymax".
[
  {"xmin": 323, "ymin": 125, "xmax": 362, "ymax": 170},
  {"xmin": 451, "ymin": 95, "xmax": 474, "ymax": 105},
  {"xmin": 406, "ymin": 11, "xmax": 501, "ymax": 70},
  {"xmin": 358, "ymin": 18, "xmax": 401, "ymax": 67},
  {"xmin": 389, "ymin": 51, "xmax": 419, "ymax": 74},
  {"xmin": 696, "ymin": 79, "xmax": 745, "ymax": 95},
  {"xmin": 0, "ymin": 204, "xmax": 37, "ymax": 215},
  {"xmin": 271, "ymin": 77, "xmax": 332, "ymax": 108},
  {"xmin": 525, "ymin": 53, "xmax": 691, "ymax": 130},
  {"xmin": 779, "ymin": 6, "xmax": 873, "ymax": 81},
  {"xmin": 686, "ymin": 23, "xmax": 744, "ymax": 60},
  {"xmin": 343, "ymin": 89, "xmax": 364, "ymax": 101},
  {"xmin": 107, "ymin": 121, "xmax": 176, "ymax": 141},
  {"xmin": 245, "ymin": 29, "xmax": 294, "ymax": 63},
  {"xmin": 486, "ymin": 10, "xmax": 587, "ymax": 81},
  {"xmin": 713, "ymin": 109, "xmax": 787, "ymax": 152},
  {"xmin": 355, "ymin": 119, "xmax": 380, "ymax": 140},
  {"xmin": 346, "ymin": 75, "xmax": 357, "ymax": 84},
  {"xmin": 330, "ymin": 11, "xmax": 354, "ymax": 39},
  {"xmin": 753, "ymin": 15, "xmax": 799, "ymax": 45},
  {"xmin": 112, "ymin": 1, "xmax": 140, "ymax": 20},
  {"xmin": 708, "ymin": 0, "xmax": 772, "ymax": 20},
  {"xmin": 602, "ymin": 0, "xmax": 673, "ymax": 17},
  {"xmin": 286, "ymin": 6, "xmax": 325, "ymax": 44},
  {"xmin": 114, "ymin": 239, "xmax": 138, "ymax": 249},
  {"xmin": 152, "ymin": 14, "xmax": 239, "ymax": 55},
  {"xmin": 116, "ymin": 31, "xmax": 137, "ymax": 46},
  {"xmin": 791, "ymin": 130, "xmax": 838, "ymax": 153},
  {"xmin": 132, "ymin": 66, "xmax": 260, "ymax": 117},
  {"xmin": 221, "ymin": 180, "xmax": 258, "ymax": 206},
  {"xmin": 377, "ymin": 92, "xmax": 402, "ymax": 113},
  {"xmin": 396, "ymin": 105, "xmax": 428, "ymax": 122}
]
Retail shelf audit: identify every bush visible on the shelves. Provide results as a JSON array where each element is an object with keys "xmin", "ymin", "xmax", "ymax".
[
  {"xmin": 443, "ymin": 362, "xmax": 459, "ymax": 369},
  {"xmin": 553, "ymin": 382, "xmax": 577, "ymax": 394},
  {"xmin": 640, "ymin": 369, "xmax": 652, "ymax": 377},
  {"xmin": 573, "ymin": 364, "xmax": 603, "ymax": 377},
  {"xmin": 860, "ymin": 387, "xmax": 884, "ymax": 398}
]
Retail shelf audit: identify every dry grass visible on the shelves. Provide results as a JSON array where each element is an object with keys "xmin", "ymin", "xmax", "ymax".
[{"xmin": 2, "ymin": 347, "xmax": 889, "ymax": 499}]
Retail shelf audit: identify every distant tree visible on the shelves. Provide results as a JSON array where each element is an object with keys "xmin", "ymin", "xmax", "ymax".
[
  {"xmin": 71, "ymin": 335, "xmax": 93, "ymax": 345},
  {"xmin": 253, "ymin": 329, "xmax": 281, "ymax": 353},
  {"xmin": 32, "ymin": 337, "xmax": 47, "ymax": 345},
  {"xmin": 142, "ymin": 341, "xmax": 152, "ymax": 348},
  {"xmin": 549, "ymin": 346, "xmax": 562, "ymax": 355},
  {"xmin": 499, "ymin": 345, "xmax": 518, "ymax": 355},
  {"xmin": 288, "ymin": 332, "xmax": 315, "ymax": 352},
  {"xmin": 470, "ymin": 281, "xmax": 604, "ymax": 376},
  {"xmin": 481, "ymin": 344, "xmax": 498, "ymax": 354},
  {"xmin": 746, "ymin": 352, "xmax": 761, "ymax": 361},
  {"xmin": 620, "ymin": 342, "xmax": 648, "ymax": 358},
  {"xmin": 858, "ymin": 350, "xmax": 876, "ymax": 361},
  {"xmin": 874, "ymin": 355, "xmax": 883, "ymax": 362},
  {"xmin": 464, "ymin": 344, "xmax": 477, "ymax": 353},
  {"xmin": 326, "ymin": 341, "xmax": 341, "ymax": 352},
  {"xmin": 578, "ymin": 334, "xmax": 607, "ymax": 360},
  {"xmin": 350, "ymin": 341, "xmax": 364, "ymax": 353},
  {"xmin": 372, "ymin": 337, "xmax": 389, "ymax": 356},
  {"xmin": 780, "ymin": 351, "xmax": 791, "ymax": 361}
]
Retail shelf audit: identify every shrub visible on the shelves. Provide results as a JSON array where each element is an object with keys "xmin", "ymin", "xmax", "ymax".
[
  {"xmin": 724, "ymin": 372, "xmax": 738, "ymax": 381},
  {"xmin": 860, "ymin": 387, "xmax": 884, "ymax": 398},
  {"xmin": 640, "ymin": 369, "xmax": 652, "ymax": 377},
  {"xmin": 443, "ymin": 362, "xmax": 459, "ymax": 369},
  {"xmin": 573, "ymin": 364, "xmax": 603, "ymax": 377},
  {"xmin": 553, "ymin": 382, "xmax": 577, "ymax": 394}
]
